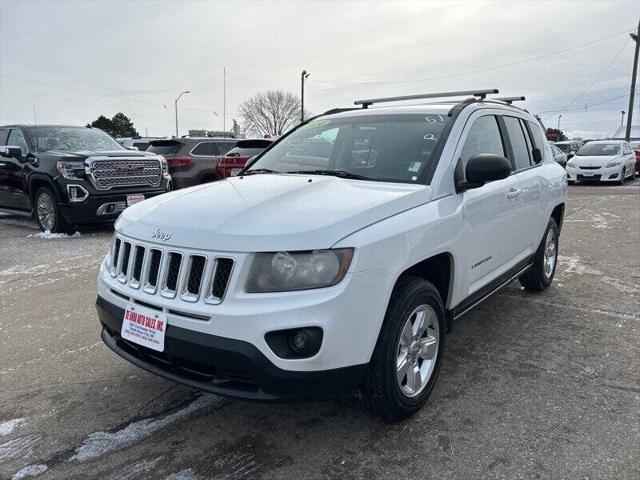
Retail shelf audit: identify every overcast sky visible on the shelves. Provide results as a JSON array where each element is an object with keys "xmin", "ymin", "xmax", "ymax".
[{"xmin": 1, "ymin": 0, "xmax": 639, "ymax": 139}]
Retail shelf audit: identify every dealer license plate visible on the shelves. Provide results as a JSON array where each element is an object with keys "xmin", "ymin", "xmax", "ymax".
[
  {"xmin": 582, "ymin": 172, "xmax": 594, "ymax": 177},
  {"xmin": 126, "ymin": 194, "xmax": 145, "ymax": 206},
  {"xmin": 121, "ymin": 303, "xmax": 166, "ymax": 352}
]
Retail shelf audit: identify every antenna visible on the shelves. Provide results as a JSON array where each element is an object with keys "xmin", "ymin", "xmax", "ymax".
[
  {"xmin": 354, "ymin": 89, "xmax": 499, "ymax": 108},
  {"xmin": 33, "ymin": 106, "xmax": 39, "ymax": 152}
]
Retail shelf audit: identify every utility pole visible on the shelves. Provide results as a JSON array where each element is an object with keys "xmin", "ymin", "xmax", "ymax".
[
  {"xmin": 223, "ymin": 67, "xmax": 227, "ymax": 133},
  {"xmin": 621, "ymin": 111, "xmax": 626, "ymax": 127},
  {"xmin": 557, "ymin": 115, "xmax": 562, "ymax": 138},
  {"xmin": 301, "ymin": 70, "xmax": 310, "ymax": 122},
  {"xmin": 625, "ymin": 20, "xmax": 639, "ymax": 141},
  {"xmin": 175, "ymin": 90, "xmax": 190, "ymax": 137}
]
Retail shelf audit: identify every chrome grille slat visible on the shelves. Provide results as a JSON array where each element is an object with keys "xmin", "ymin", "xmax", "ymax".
[{"xmin": 109, "ymin": 235, "xmax": 234, "ymax": 307}]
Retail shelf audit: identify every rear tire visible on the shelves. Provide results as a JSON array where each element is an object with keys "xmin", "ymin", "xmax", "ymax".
[
  {"xmin": 362, "ymin": 276, "xmax": 446, "ymax": 423},
  {"xmin": 519, "ymin": 217, "xmax": 559, "ymax": 291},
  {"xmin": 33, "ymin": 187, "xmax": 71, "ymax": 234}
]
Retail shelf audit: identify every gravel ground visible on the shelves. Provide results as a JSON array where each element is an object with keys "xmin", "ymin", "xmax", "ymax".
[{"xmin": 1, "ymin": 179, "xmax": 639, "ymax": 480}]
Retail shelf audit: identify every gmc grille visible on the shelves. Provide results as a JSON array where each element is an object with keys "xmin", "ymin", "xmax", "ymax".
[{"xmin": 88, "ymin": 158, "xmax": 162, "ymax": 190}]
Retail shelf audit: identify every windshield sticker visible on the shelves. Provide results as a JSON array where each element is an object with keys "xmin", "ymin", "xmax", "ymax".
[
  {"xmin": 425, "ymin": 115, "xmax": 445, "ymax": 123},
  {"xmin": 299, "ymin": 119, "xmax": 330, "ymax": 130},
  {"xmin": 424, "ymin": 133, "xmax": 437, "ymax": 141},
  {"xmin": 408, "ymin": 161, "xmax": 422, "ymax": 172}
]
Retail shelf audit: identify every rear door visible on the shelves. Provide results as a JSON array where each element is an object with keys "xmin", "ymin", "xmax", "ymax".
[
  {"xmin": 502, "ymin": 116, "xmax": 547, "ymax": 258},
  {"xmin": 0, "ymin": 127, "xmax": 11, "ymax": 208}
]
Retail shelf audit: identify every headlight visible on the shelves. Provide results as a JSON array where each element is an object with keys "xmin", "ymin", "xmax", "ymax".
[
  {"xmin": 158, "ymin": 155, "xmax": 169, "ymax": 175},
  {"xmin": 605, "ymin": 161, "xmax": 620, "ymax": 168},
  {"xmin": 56, "ymin": 161, "xmax": 85, "ymax": 180},
  {"xmin": 246, "ymin": 249, "xmax": 354, "ymax": 293}
]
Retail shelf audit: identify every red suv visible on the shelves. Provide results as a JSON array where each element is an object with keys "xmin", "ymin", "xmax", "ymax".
[
  {"xmin": 215, "ymin": 139, "xmax": 274, "ymax": 179},
  {"xmin": 630, "ymin": 141, "xmax": 640, "ymax": 175}
]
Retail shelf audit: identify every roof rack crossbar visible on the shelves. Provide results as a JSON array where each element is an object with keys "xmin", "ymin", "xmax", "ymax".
[
  {"xmin": 494, "ymin": 96, "xmax": 526, "ymax": 104},
  {"xmin": 354, "ymin": 89, "xmax": 499, "ymax": 108}
]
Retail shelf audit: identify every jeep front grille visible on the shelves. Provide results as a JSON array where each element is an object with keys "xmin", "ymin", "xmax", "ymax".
[
  {"xmin": 110, "ymin": 236, "xmax": 234, "ymax": 304},
  {"xmin": 87, "ymin": 157, "xmax": 162, "ymax": 190}
]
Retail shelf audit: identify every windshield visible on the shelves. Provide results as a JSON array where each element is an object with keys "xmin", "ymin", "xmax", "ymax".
[
  {"xmin": 29, "ymin": 127, "xmax": 124, "ymax": 153},
  {"xmin": 247, "ymin": 113, "xmax": 451, "ymax": 183},
  {"xmin": 576, "ymin": 143, "xmax": 621, "ymax": 156}
]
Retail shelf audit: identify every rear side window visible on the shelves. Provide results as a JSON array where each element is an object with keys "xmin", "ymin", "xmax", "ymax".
[
  {"xmin": 7, "ymin": 129, "xmax": 28, "ymax": 155},
  {"xmin": 148, "ymin": 140, "xmax": 182, "ymax": 155},
  {"xmin": 503, "ymin": 116, "xmax": 531, "ymax": 171},
  {"xmin": 218, "ymin": 142, "xmax": 237, "ymax": 154},
  {"xmin": 0, "ymin": 128, "xmax": 9, "ymax": 145},
  {"xmin": 460, "ymin": 115, "xmax": 505, "ymax": 170},
  {"xmin": 527, "ymin": 121, "xmax": 545, "ymax": 164},
  {"xmin": 191, "ymin": 142, "xmax": 218, "ymax": 156}
]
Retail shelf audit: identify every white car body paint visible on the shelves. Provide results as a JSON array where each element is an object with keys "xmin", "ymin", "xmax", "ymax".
[
  {"xmin": 98, "ymin": 102, "xmax": 568, "ymax": 374},
  {"xmin": 566, "ymin": 140, "xmax": 637, "ymax": 183}
]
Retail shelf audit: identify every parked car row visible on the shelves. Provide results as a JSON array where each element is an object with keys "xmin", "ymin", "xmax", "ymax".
[
  {"xmin": 0, "ymin": 125, "xmax": 274, "ymax": 232},
  {"xmin": 565, "ymin": 140, "xmax": 637, "ymax": 185}
]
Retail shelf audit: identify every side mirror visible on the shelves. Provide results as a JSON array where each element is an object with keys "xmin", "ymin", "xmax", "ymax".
[
  {"xmin": 0, "ymin": 146, "xmax": 23, "ymax": 159},
  {"xmin": 127, "ymin": 146, "xmax": 139, "ymax": 151},
  {"xmin": 458, "ymin": 154, "xmax": 512, "ymax": 191}
]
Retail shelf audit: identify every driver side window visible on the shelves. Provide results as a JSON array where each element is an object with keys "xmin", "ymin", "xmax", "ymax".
[
  {"xmin": 7, "ymin": 129, "xmax": 28, "ymax": 155},
  {"xmin": 460, "ymin": 116, "xmax": 505, "ymax": 172}
]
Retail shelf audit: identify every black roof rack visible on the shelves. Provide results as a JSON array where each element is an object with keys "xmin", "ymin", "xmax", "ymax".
[
  {"xmin": 493, "ymin": 96, "xmax": 526, "ymax": 104},
  {"xmin": 354, "ymin": 89, "xmax": 499, "ymax": 108}
]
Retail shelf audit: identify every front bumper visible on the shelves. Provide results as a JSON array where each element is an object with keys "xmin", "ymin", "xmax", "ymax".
[
  {"xmin": 97, "ymin": 296, "xmax": 366, "ymax": 400},
  {"xmin": 56, "ymin": 178, "xmax": 171, "ymax": 224},
  {"xmin": 566, "ymin": 165, "xmax": 622, "ymax": 182}
]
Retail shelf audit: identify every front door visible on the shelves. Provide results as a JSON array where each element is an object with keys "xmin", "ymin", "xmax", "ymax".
[
  {"xmin": 2, "ymin": 128, "xmax": 30, "ymax": 211},
  {"xmin": 457, "ymin": 114, "xmax": 521, "ymax": 296}
]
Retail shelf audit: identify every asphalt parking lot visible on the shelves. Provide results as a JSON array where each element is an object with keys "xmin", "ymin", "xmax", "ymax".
[{"xmin": 1, "ymin": 179, "xmax": 639, "ymax": 480}]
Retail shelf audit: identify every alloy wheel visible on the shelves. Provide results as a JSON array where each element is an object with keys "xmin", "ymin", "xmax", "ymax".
[
  {"xmin": 396, "ymin": 304, "xmax": 439, "ymax": 398},
  {"xmin": 37, "ymin": 192, "xmax": 56, "ymax": 231},
  {"xmin": 543, "ymin": 227, "xmax": 557, "ymax": 279}
]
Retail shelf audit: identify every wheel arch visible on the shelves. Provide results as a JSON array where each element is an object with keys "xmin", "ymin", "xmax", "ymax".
[
  {"xmin": 397, "ymin": 252, "xmax": 454, "ymax": 310},
  {"xmin": 551, "ymin": 203, "xmax": 565, "ymax": 232},
  {"xmin": 29, "ymin": 175, "xmax": 61, "ymax": 203}
]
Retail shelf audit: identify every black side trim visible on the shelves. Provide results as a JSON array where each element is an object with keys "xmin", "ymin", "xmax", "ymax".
[
  {"xmin": 451, "ymin": 256, "xmax": 534, "ymax": 321},
  {"xmin": 96, "ymin": 296, "xmax": 366, "ymax": 401}
]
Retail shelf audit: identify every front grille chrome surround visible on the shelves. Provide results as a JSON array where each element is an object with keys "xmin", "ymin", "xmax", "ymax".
[
  {"xmin": 109, "ymin": 234, "xmax": 235, "ymax": 307},
  {"xmin": 85, "ymin": 156, "xmax": 162, "ymax": 191}
]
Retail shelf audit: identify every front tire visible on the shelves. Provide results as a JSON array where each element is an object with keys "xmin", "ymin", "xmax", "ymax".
[
  {"xmin": 34, "ymin": 187, "xmax": 70, "ymax": 233},
  {"xmin": 362, "ymin": 276, "xmax": 445, "ymax": 423},
  {"xmin": 519, "ymin": 217, "xmax": 559, "ymax": 291},
  {"xmin": 618, "ymin": 168, "xmax": 626, "ymax": 185}
]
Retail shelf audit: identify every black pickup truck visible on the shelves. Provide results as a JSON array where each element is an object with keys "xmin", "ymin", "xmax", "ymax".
[{"xmin": 0, "ymin": 125, "xmax": 172, "ymax": 232}]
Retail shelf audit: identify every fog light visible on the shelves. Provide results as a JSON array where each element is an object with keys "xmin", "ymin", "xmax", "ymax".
[
  {"xmin": 265, "ymin": 327, "xmax": 323, "ymax": 359},
  {"xmin": 67, "ymin": 184, "xmax": 88, "ymax": 202}
]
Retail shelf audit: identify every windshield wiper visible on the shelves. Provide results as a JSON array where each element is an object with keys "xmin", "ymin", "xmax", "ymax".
[
  {"xmin": 241, "ymin": 168, "xmax": 279, "ymax": 176},
  {"xmin": 285, "ymin": 169, "xmax": 371, "ymax": 180}
]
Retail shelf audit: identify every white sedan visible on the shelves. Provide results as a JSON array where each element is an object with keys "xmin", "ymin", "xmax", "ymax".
[{"xmin": 566, "ymin": 140, "xmax": 637, "ymax": 185}]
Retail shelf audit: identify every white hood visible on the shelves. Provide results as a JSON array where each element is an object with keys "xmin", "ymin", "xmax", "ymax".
[
  {"xmin": 571, "ymin": 154, "xmax": 620, "ymax": 167},
  {"xmin": 117, "ymin": 174, "xmax": 431, "ymax": 252}
]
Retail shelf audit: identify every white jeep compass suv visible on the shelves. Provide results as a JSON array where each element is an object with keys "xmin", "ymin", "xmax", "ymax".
[{"xmin": 96, "ymin": 90, "xmax": 568, "ymax": 422}]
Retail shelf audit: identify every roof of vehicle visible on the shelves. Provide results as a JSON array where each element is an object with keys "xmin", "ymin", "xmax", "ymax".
[
  {"xmin": 582, "ymin": 140, "xmax": 624, "ymax": 144},
  {"xmin": 1, "ymin": 124, "xmax": 94, "ymax": 129}
]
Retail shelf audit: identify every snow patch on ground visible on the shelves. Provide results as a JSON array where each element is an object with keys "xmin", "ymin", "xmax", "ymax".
[
  {"xmin": 107, "ymin": 456, "xmax": 163, "ymax": 480},
  {"xmin": 0, "ymin": 216, "xmax": 39, "ymax": 229},
  {"xmin": 600, "ymin": 276, "xmax": 640, "ymax": 294},
  {"xmin": 27, "ymin": 230, "xmax": 80, "ymax": 239},
  {"xmin": 0, "ymin": 418, "xmax": 25, "ymax": 436},
  {"xmin": 557, "ymin": 255, "xmax": 602, "ymax": 276},
  {"xmin": 71, "ymin": 395, "xmax": 221, "ymax": 462},
  {"xmin": 0, "ymin": 434, "xmax": 41, "ymax": 461},
  {"xmin": 10, "ymin": 464, "xmax": 48, "ymax": 480},
  {"xmin": 166, "ymin": 468, "xmax": 200, "ymax": 480}
]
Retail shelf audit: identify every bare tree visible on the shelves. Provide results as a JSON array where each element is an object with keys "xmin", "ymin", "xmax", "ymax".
[{"xmin": 239, "ymin": 90, "xmax": 308, "ymax": 137}]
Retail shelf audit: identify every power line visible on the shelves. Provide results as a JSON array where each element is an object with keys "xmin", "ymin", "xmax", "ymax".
[
  {"xmin": 309, "ymin": 28, "xmax": 636, "ymax": 87},
  {"xmin": 542, "ymin": 37, "xmax": 632, "ymax": 120},
  {"xmin": 536, "ymin": 92, "xmax": 635, "ymax": 115}
]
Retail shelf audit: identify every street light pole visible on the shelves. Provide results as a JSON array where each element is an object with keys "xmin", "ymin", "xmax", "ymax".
[
  {"xmin": 301, "ymin": 70, "xmax": 310, "ymax": 122},
  {"xmin": 621, "ymin": 111, "xmax": 626, "ymax": 127},
  {"xmin": 223, "ymin": 67, "xmax": 227, "ymax": 134},
  {"xmin": 175, "ymin": 90, "xmax": 191, "ymax": 137},
  {"xmin": 625, "ymin": 20, "xmax": 639, "ymax": 141}
]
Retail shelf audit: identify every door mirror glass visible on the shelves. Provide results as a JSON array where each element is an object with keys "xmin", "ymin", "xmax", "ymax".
[
  {"xmin": 464, "ymin": 154, "xmax": 512, "ymax": 188},
  {"xmin": 0, "ymin": 146, "xmax": 23, "ymax": 159}
]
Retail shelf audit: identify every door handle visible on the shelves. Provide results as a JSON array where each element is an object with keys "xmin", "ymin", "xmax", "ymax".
[
  {"xmin": 0, "ymin": 162, "xmax": 6, "ymax": 167},
  {"xmin": 507, "ymin": 187, "xmax": 522, "ymax": 199}
]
